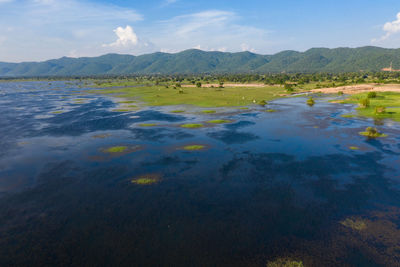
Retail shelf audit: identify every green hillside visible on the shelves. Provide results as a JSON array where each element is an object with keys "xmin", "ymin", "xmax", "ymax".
[{"xmin": 1, "ymin": 46, "xmax": 400, "ymax": 77}]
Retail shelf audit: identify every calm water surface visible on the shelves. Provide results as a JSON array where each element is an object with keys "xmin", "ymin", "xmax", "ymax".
[{"xmin": 1, "ymin": 81, "xmax": 400, "ymax": 266}]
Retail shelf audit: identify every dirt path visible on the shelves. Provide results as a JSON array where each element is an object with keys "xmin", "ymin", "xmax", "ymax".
[{"xmin": 311, "ymin": 84, "xmax": 400, "ymax": 94}]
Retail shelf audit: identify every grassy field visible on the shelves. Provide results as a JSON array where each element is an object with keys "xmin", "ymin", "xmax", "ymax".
[
  {"xmin": 342, "ymin": 91, "xmax": 400, "ymax": 121},
  {"xmin": 91, "ymin": 85, "xmax": 287, "ymax": 107}
]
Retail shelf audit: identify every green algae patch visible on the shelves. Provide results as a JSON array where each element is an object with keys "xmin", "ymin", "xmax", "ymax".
[
  {"xmin": 180, "ymin": 123, "xmax": 204, "ymax": 129},
  {"xmin": 182, "ymin": 145, "xmax": 206, "ymax": 151},
  {"xmin": 349, "ymin": 146, "xmax": 359, "ymax": 150},
  {"xmin": 267, "ymin": 258, "xmax": 304, "ymax": 267},
  {"xmin": 340, "ymin": 218, "xmax": 367, "ymax": 231},
  {"xmin": 201, "ymin": 110, "xmax": 216, "ymax": 114},
  {"xmin": 265, "ymin": 109, "xmax": 277, "ymax": 113},
  {"xmin": 359, "ymin": 127, "xmax": 387, "ymax": 138},
  {"xmin": 131, "ymin": 174, "xmax": 160, "ymax": 185},
  {"xmin": 139, "ymin": 123, "xmax": 158, "ymax": 127},
  {"xmin": 171, "ymin": 110, "xmax": 185, "ymax": 113},
  {"xmin": 103, "ymin": 146, "xmax": 128, "ymax": 153}
]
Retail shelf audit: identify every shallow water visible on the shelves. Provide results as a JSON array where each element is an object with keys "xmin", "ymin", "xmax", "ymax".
[{"xmin": 1, "ymin": 81, "xmax": 400, "ymax": 266}]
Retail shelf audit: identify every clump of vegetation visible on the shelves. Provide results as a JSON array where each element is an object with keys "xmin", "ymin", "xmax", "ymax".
[
  {"xmin": 265, "ymin": 109, "xmax": 277, "ymax": 112},
  {"xmin": 349, "ymin": 146, "xmax": 359, "ymax": 150},
  {"xmin": 374, "ymin": 106, "xmax": 386, "ymax": 114},
  {"xmin": 367, "ymin": 91, "xmax": 377, "ymax": 98},
  {"xmin": 51, "ymin": 110, "xmax": 65, "ymax": 114},
  {"xmin": 180, "ymin": 123, "xmax": 204, "ymax": 128},
  {"xmin": 206, "ymin": 119, "xmax": 231, "ymax": 124},
  {"xmin": 259, "ymin": 100, "xmax": 267, "ymax": 106},
  {"xmin": 338, "ymin": 91, "xmax": 344, "ymax": 95},
  {"xmin": 201, "ymin": 110, "xmax": 216, "ymax": 114},
  {"xmin": 359, "ymin": 98, "xmax": 370, "ymax": 108},
  {"xmin": 267, "ymin": 258, "xmax": 304, "ymax": 267},
  {"xmin": 139, "ymin": 123, "xmax": 158, "ymax": 127},
  {"xmin": 340, "ymin": 218, "xmax": 367, "ymax": 231},
  {"xmin": 171, "ymin": 110, "xmax": 185, "ymax": 113},
  {"xmin": 359, "ymin": 127, "xmax": 387, "ymax": 138},
  {"xmin": 307, "ymin": 97, "xmax": 315, "ymax": 106},
  {"xmin": 131, "ymin": 175, "xmax": 160, "ymax": 185},
  {"xmin": 103, "ymin": 146, "xmax": 128, "ymax": 153},
  {"xmin": 182, "ymin": 145, "xmax": 206, "ymax": 151},
  {"xmin": 284, "ymin": 83, "xmax": 294, "ymax": 92},
  {"xmin": 196, "ymin": 81, "xmax": 202, "ymax": 88},
  {"xmin": 118, "ymin": 100, "xmax": 136, "ymax": 104}
]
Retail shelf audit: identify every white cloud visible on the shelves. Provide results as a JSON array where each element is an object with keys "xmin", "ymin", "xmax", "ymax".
[
  {"xmin": 373, "ymin": 12, "xmax": 400, "ymax": 43},
  {"xmin": 103, "ymin": 26, "xmax": 138, "ymax": 48},
  {"xmin": 152, "ymin": 10, "xmax": 271, "ymax": 54}
]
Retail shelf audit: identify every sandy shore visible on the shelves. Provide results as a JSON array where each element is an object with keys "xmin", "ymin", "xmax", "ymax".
[{"xmin": 311, "ymin": 84, "xmax": 400, "ymax": 94}]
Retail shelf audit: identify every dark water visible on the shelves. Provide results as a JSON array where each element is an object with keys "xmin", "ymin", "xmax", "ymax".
[{"xmin": 1, "ymin": 81, "xmax": 400, "ymax": 266}]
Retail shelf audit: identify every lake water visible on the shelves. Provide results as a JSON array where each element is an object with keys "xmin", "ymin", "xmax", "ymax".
[{"xmin": 1, "ymin": 81, "xmax": 400, "ymax": 266}]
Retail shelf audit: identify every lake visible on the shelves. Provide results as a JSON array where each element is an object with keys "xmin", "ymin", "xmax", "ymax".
[{"xmin": 1, "ymin": 81, "xmax": 400, "ymax": 266}]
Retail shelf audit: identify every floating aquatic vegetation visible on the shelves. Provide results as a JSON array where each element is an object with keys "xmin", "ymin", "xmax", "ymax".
[
  {"xmin": 201, "ymin": 110, "xmax": 216, "ymax": 114},
  {"xmin": 265, "ymin": 109, "xmax": 277, "ymax": 113},
  {"xmin": 131, "ymin": 174, "xmax": 160, "ymax": 185},
  {"xmin": 349, "ymin": 146, "xmax": 359, "ymax": 150},
  {"xmin": 103, "ymin": 146, "xmax": 127, "ymax": 153},
  {"xmin": 181, "ymin": 145, "xmax": 206, "ymax": 151},
  {"xmin": 180, "ymin": 123, "xmax": 204, "ymax": 128},
  {"xmin": 206, "ymin": 119, "xmax": 232, "ymax": 124},
  {"xmin": 359, "ymin": 127, "xmax": 387, "ymax": 138}
]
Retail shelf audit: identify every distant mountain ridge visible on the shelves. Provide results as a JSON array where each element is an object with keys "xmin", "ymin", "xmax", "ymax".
[{"xmin": 1, "ymin": 46, "xmax": 400, "ymax": 77}]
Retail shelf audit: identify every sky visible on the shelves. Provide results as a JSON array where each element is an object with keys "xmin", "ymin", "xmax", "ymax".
[{"xmin": 1, "ymin": 0, "xmax": 400, "ymax": 62}]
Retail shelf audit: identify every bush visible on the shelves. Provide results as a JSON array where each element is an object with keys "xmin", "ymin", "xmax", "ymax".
[
  {"xmin": 338, "ymin": 91, "xmax": 344, "ymax": 95},
  {"xmin": 259, "ymin": 100, "xmax": 267, "ymax": 106},
  {"xmin": 307, "ymin": 97, "xmax": 315, "ymax": 106},
  {"xmin": 359, "ymin": 98, "xmax": 370, "ymax": 108},
  {"xmin": 284, "ymin": 83, "xmax": 293, "ymax": 92},
  {"xmin": 367, "ymin": 91, "xmax": 377, "ymax": 98},
  {"xmin": 196, "ymin": 82, "xmax": 202, "ymax": 88}
]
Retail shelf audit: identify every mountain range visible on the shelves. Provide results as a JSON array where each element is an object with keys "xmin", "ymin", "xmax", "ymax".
[{"xmin": 1, "ymin": 46, "xmax": 400, "ymax": 77}]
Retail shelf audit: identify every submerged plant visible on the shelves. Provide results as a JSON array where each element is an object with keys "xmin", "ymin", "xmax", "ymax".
[
  {"xmin": 267, "ymin": 258, "xmax": 304, "ymax": 267},
  {"xmin": 340, "ymin": 218, "xmax": 367, "ymax": 231}
]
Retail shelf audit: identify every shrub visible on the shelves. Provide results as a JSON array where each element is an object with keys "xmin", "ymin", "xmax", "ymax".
[
  {"xmin": 338, "ymin": 91, "xmax": 344, "ymax": 95},
  {"xmin": 367, "ymin": 91, "xmax": 377, "ymax": 98},
  {"xmin": 196, "ymin": 82, "xmax": 202, "ymax": 88},
  {"xmin": 307, "ymin": 97, "xmax": 315, "ymax": 106},
  {"xmin": 359, "ymin": 127, "xmax": 387, "ymax": 138},
  {"xmin": 284, "ymin": 83, "xmax": 293, "ymax": 92},
  {"xmin": 359, "ymin": 98, "xmax": 370, "ymax": 108},
  {"xmin": 179, "ymin": 88, "xmax": 184, "ymax": 94},
  {"xmin": 259, "ymin": 100, "xmax": 267, "ymax": 106}
]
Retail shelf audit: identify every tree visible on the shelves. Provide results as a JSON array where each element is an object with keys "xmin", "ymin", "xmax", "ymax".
[{"xmin": 196, "ymin": 82, "xmax": 202, "ymax": 88}]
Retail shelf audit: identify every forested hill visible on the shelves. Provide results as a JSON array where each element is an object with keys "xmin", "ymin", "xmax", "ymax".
[{"xmin": 1, "ymin": 46, "xmax": 400, "ymax": 77}]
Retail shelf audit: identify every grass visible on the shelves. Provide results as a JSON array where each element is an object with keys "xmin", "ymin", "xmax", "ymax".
[
  {"xmin": 90, "ymin": 84, "xmax": 287, "ymax": 107},
  {"xmin": 359, "ymin": 127, "xmax": 387, "ymax": 138},
  {"xmin": 180, "ymin": 123, "xmax": 204, "ymax": 128},
  {"xmin": 340, "ymin": 218, "xmax": 367, "ymax": 231},
  {"xmin": 342, "ymin": 91, "xmax": 400, "ymax": 121},
  {"xmin": 103, "ymin": 146, "xmax": 128, "ymax": 153},
  {"xmin": 206, "ymin": 119, "xmax": 231, "ymax": 124},
  {"xmin": 139, "ymin": 123, "xmax": 158, "ymax": 127},
  {"xmin": 182, "ymin": 145, "xmax": 206, "ymax": 151}
]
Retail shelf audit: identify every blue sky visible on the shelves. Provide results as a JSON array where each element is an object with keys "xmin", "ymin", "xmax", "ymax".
[{"xmin": 1, "ymin": 0, "xmax": 400, "ymax": 62}]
